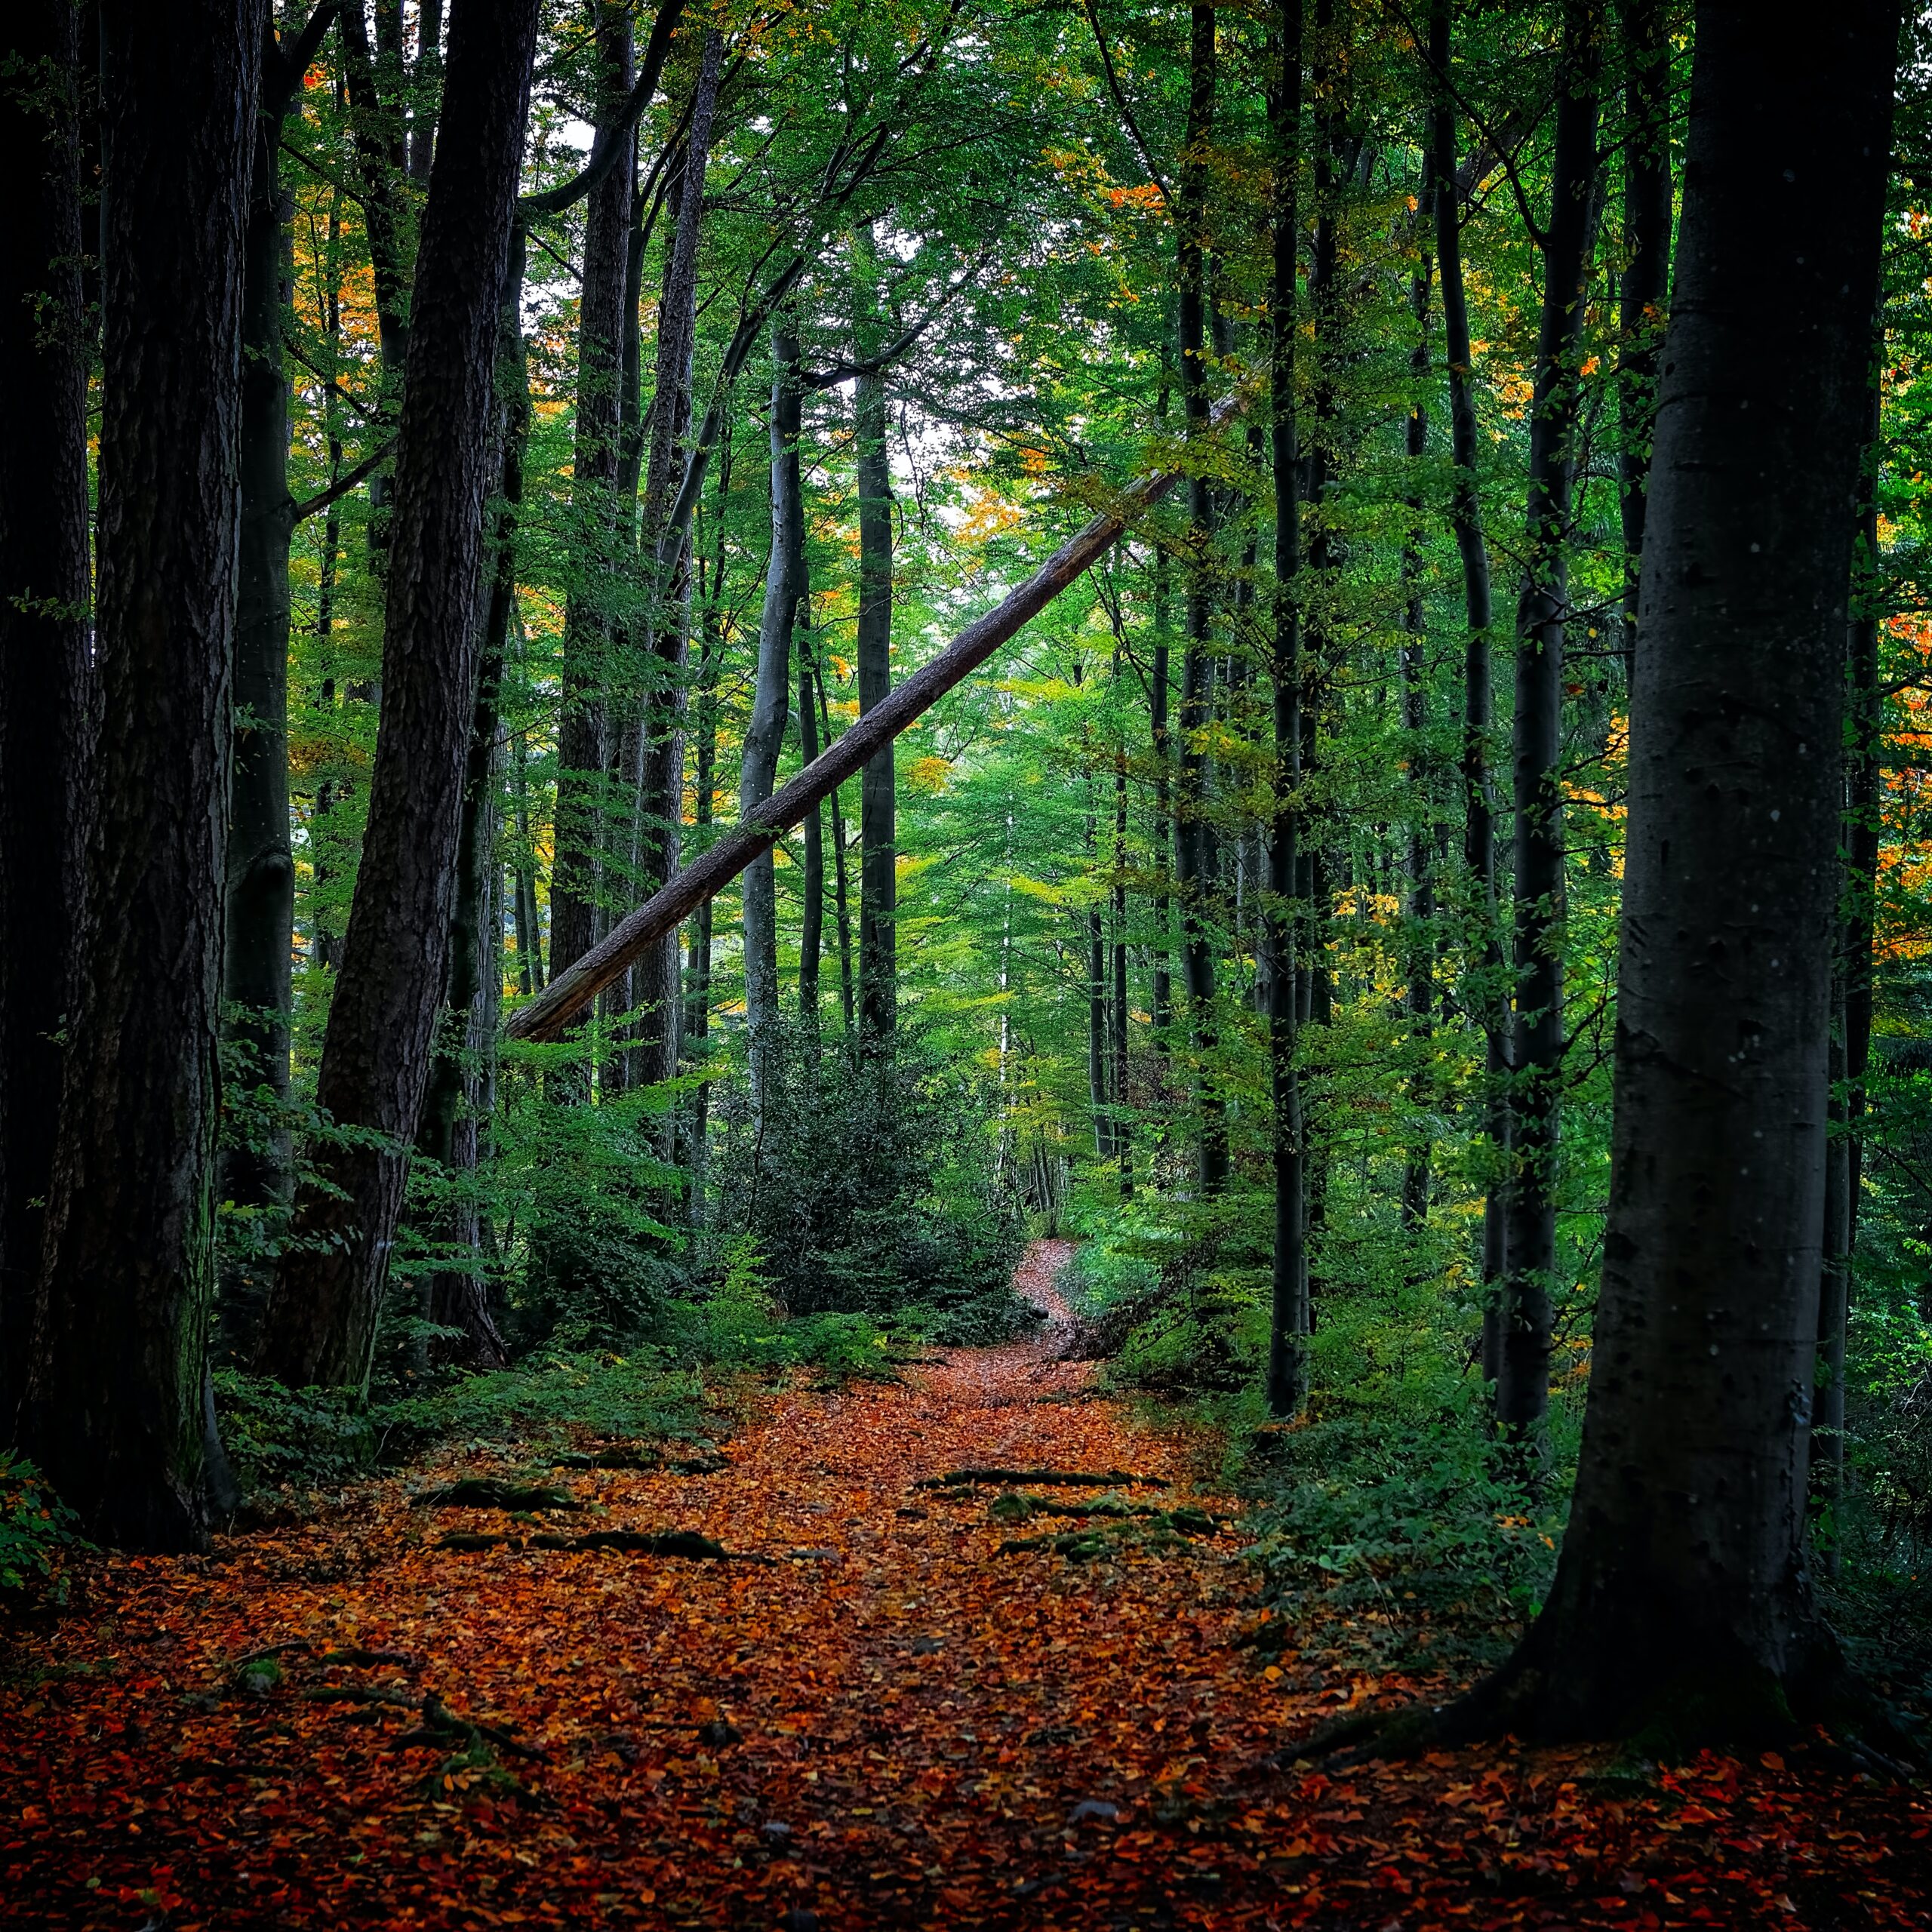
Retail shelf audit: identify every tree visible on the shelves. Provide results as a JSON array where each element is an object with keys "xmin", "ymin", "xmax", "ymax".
[
  {"xmin": 257, "ymin": 0, "xmax": 540, "ymax": 1392},
  {"xmin": 0, "ymin": 0, "xmax": 92, "ymax": 1434},
  {"xmin": 223, "ymin": 3, "xmax": 343, "ymax": 1294},
  {"xmin": 20, "ymin": 0, "xmax": 269, "ymax": 1549},
  {"xmin": 1407, "ymin": 0, "xmax": 1903, "ymax": 1747}
]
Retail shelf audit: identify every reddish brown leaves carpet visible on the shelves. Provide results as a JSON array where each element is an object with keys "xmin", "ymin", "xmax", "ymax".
[{"xmin": 4, "ymin": 1242, "xmax": 1928, "ymax": 1927}]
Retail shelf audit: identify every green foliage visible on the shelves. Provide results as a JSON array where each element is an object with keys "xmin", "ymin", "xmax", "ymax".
[
  {"xmin": 212, "ymin": 1368, "xmax": 378, "ymax": 1491},
  {"xmin": 704, "ymin": 1020, "xmax": 1029, "ymax": 1344},
  {"xmin": 0, "ymin": 1454, "xmax": 85, "ymax": 1600}
]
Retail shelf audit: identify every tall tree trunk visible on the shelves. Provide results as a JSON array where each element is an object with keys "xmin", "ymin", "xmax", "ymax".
[
  {"xmin": 629, "ymin": 28, "xmax": 723, "ymax": 1095},
  {"xmin": 1111, "ymin": 657, "xmax": 1133, "ymax": 1195},
  {"xmin": 1177, "ymin": 0, "xmax": 1228, "ymax": 1199},
  {"xmin": 1497, "ymin": 1, "xmax": 1601, "ymax": 1438},
  {"xmin": 549, "ymin": 5, "xmax": 634, "ymax": 987},
  {"xmin": 1441, "ymin": 0, "xmax": 1900, "ymax": 1747},
  {"xmin": 256, "ymin": 0, "xmax": 539, "ymax": 1392},
  {"xmin": 409, "ymin": 0, "xmax": 445, "ymax": 183},
  {"xmin": 798, "ymin": 571, "xmax": 825, "ymax": 1026},
  {"xmin": 417, "ymin": 230, "xmax": 526, "ymax": 1372},
  {"xmin": 21, "ymin": 0, "xmax": 267, "ymax": 1547},
  {"xmin": 684, "ymin": 463, "xmax": 728, "ymax": 1189},
  {"xmin": 0, "ymin": 0, "xmax": 93, "ymax": 1435},
  {"xmin": 1150, "ymin": 415, "xmax": 1174, "ymax": 1054},
  {"xmin": 1429, "ymin": 0, "xmax": 1509, "ymax": 1383},
  {"xmin": 224, "ymin": 12, "xmax": 339, "ymax": 1318},
  {"xmin": 1844, "ymin": 394, "xmax": 1882, "ymax": 1244},
  {"xmin": 856, "ymin": 232, "xmax": 897, "ymax": 1048},
  {"xmin": 817, "ymin": 666, "xmax": 858, "ymax": 1038},
  {"xmin": 742, "ymin": 325, "xmax": 805, "ymax": 1109},
  {"xmin": 1264, "ymin": 0, "xmax": 1306, "ymax": 1417},
  {"xmin": 1401, "ymin": 205, "xmax": 1435, "ymax": 1235},
  {"xmin": 1618, "ymin": 0, "xmax": 1672, "ymax": 691}
]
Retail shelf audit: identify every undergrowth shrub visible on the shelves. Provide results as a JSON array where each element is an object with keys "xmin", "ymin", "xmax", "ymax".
[
  {"xmin": 705, "ymin": 1019, "xmax": 1028, "ymax": 1341},
  {"xmin": 0, "ymin": 1453, "xmax": 85, "ymax": 1604}
]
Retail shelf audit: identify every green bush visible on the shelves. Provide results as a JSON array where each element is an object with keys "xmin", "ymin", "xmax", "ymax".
[
  {"xmin": 0, "ymin": 1453, "xmax": 85, "ymax": 1600},
  {"xmin": 704, "ymin": 1020, "xmax": 1028, "ymax": 1338}
]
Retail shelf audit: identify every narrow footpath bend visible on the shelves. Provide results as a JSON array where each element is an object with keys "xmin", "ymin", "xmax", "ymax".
[{"xmin": 5, "ymin": 1242, "xmax": 1931, "ymax": 1928}]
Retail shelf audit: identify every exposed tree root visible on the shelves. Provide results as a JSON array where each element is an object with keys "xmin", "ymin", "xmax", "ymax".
[
  {"xmin": 435, "ymin": 1527, "xmax": 738, "ymax": 1560},
  {"xmin": 415, "ymin": 1478, "xmax": 580, "ymax": 1511},
  {"xmin": 919, "ymin": 1466, "xmax": 1168, "ymax": 1491},
  {"xmin": 1288, "ymin": 1617, "xmax": 1927, "ymax": 1780}
]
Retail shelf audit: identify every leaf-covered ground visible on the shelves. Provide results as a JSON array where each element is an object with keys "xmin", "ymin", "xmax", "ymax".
[{"xmin": 5, "ymin": 1241, "xmax": 1930, "ymax": 1928}]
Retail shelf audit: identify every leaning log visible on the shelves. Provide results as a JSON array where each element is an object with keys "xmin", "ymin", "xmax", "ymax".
[{"xmin": 504, "ymin": 393, "xmax": 1245, "ymax": 1043}]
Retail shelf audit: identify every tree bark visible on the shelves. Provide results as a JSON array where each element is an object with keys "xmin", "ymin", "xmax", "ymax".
[
  {"xmin": 256, "ymin": 0, "xmax": 539, "ymax": 1392},
  {"xmin": 1440, "ymin": 0, "xmax": 1900, "ymax": 1746},
  {"xmin": 1177, "ymin": 0, "xmax": 1228, "ymax": 1200},
  {"xmin": 21, "ymin": 0, "xmax": 267, "ymax": 1548},
  {"xmin": 856, "ymin": 229, "xmax": 898, "ymax": 1047},
  {"xmin": 798, "ymin": 569, "xmax": 825, "ymax": 1026},
  {"xmin": 0, "ymin": 0, "xmax": 94, "ymax": 1435},
  {"xmin": 224, "ymin": 8, "xmax": 340, "ymax": 1303},
  {"xmin": 1497, "ymin": 0, "xmax": 1601, "ymax": 1438},
  {"xmin": 741, "ymin": 325, "xmax": 805, "ymax": 1107},
  {"xmin": 629, "ymin": 28, "xmax": 723, "ymax": 1094},
  {"xmin": 417, "ymin": 231, "xmax": 526, "ymax": 1373},
  {"xmin": 1401, "ymin": 202, "xmax": 1435, "ymax": 1236},
  {"xmin": 1429, "ymin": 0, "xmax": 1510, "ymax": 1385},
  {"xmin": 548, "ymin": 5, "xmax": 635, "ymax": 986},
  {"xmin": 1618, "ymin": 0, "xmax": 1672, "ymax": 690},
  {"xmin": 1265, "ymin": 0, "xmax": 1306, "ymax": 1417}
]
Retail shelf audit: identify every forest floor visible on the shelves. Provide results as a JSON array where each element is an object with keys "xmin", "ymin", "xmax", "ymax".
[{"xmin": 5, "ymin": 1241, "xmax": 1932, "ymax": 1929}]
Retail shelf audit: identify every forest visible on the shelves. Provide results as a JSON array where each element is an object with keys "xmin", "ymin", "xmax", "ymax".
[{"xmin": 5, "ymin": 0, "xmax": 1932, "ymax": 1924}]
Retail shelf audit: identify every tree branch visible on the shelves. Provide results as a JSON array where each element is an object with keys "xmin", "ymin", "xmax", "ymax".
[
  {"xmin": 520, "ymin": 0, "xmax": 687, "ymax": 217},
  {"xmin": 290, "ymin": 440, "xmax": 395, "ymax": 525},
  {"xmin": 1081, "ymin": 0, "xmax": 1172, "ymax": 211}
]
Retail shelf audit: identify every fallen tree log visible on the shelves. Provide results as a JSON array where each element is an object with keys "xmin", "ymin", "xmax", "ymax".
[{"xmin": 503, "ymin": 392, "xmax": 1246, "ymax": 1043}]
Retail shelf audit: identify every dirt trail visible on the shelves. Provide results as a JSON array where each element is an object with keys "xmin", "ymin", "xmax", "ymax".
[{"xmin": 5, "ymin": 1241, "xmax": 1930, "ymax": 1927}]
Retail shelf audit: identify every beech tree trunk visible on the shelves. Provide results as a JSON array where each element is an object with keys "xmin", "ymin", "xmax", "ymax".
[
  {"xmin": 742, "ymin": 327, "xmax": 806, "ymax": 1106},
  {"xmin": 629, "ymin": 29, "xmax": 723, "ymax": 1096},
  {"xmin": 1177, "ymin": 0, "xmax": 1228, "ymax": 1199},
  {"xmin": 224, "ymin": 10, "xmax": 340, "ymax": 1301},
  {"xmin": 549, "ymin": 5, "xmax": 635, "ymax": 986},
  {"xmin": 855, "ymin": 250, "xmax": 897, "ymax": 1045},
  {"xmin": 1265, "ymin": 0, "xmax": 1307, "ymax": 1417},
  {"xmin": 0, "ymin": 0, "xmax": 93, "ymax": 1434},
  {"xmin": 1449, "ymin": 0, "xmax": 1899, "ymax": 1746},
  {"xmin": 21, "ymin": 0, "xmax": 267, "ymax": 1548},
  {"xmin": 1618, "ymin": 0, "xmax": 1672, "ymax": 688},
  {"xmin": 1497, "ymin": 1, "xmax": 1600, "ymax": 1438},
  {"xmin": 257, "ymin": 0, "xmax": 539, "ymax": 1392},
  {"xmin": 1429, "ymin": 0, "xmax": 1509, "ymax": 1383}
]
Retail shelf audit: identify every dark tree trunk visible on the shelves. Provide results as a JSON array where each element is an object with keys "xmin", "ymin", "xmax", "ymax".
[
  {"xmin": 798, "ymin": 576, "xmax": 825, "ymax": 1026},
  {"xmin": 742, "ymin": 325, "xmax": 805, "ymax": 1105},
  {"xmin": 630, "ymin": 29, "xmax": 723, "ymax": 1096},
  {"xmin": 409, "ymin": 0, "xmax": 444, "ymax": 183},
  {"xmin": 1150, "ymin": 431, "xmax": 1174, "ymax": 1053},
  {"xmin": 1429, "ymin": 0, "xmax": 1509, "ymax": 1383},
  {"xmin": 1401, "ymin": 210, "xmax": 1435, "ymax": 1235},
  {"xmin": 817, "ymin": 664, "xmax": 858, "ymax": 1039},
  {"xmin": 1498, "ymin": 0, "xmax": 1601, "ymax": 1438},
  {"xmin": 0, "ymin": 0, "xmax": 93, "ymax": 1434},
  {"xmin": 256, "ymin": 0, "xmax": 538, "ymax": 1392},
  {"xmin": 224, "ymin": 11, "xmax": 339, "ymax": 1308},
  {"xmin": 856, "ymin": 240, "xmax": 897, "ymax": 1048},
  {"xmin": 1444, "ymin": 0, "xmax": 1900, "ymax": 1746},
  {"xmin": 1265, "ymin": 0, "xmax": 1306, "ymax": 1417},
  {"xmin": 21, "ymin": 0, "xmax": 267, "ymax": 1547},
  {"xmin": 1618, "ymin": 0, "xmax": 1672, "ymax": 691},
  {"xmin": 417, "ymin": 232, "xmax": 526, "ymax": 1373},
  {"xmin": 1177, "ymin": 0, "xmax": 1227, "ymax": 1199},
  {"xmin": 1844, "ymin": 396, "xmax": 1881, "ymax": 1243},
  {"xmin": 549, "ymin": 5, "xmax": 635, "ymax": 986},
  {"xmin": 1111, "ymin": 669, "xmax": 1132, "ymax": 1195}
]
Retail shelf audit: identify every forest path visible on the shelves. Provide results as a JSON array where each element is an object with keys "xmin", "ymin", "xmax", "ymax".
[{"xmin": 6, "ymin": 1241, "xmax": 1932, "ymax": 1927}]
